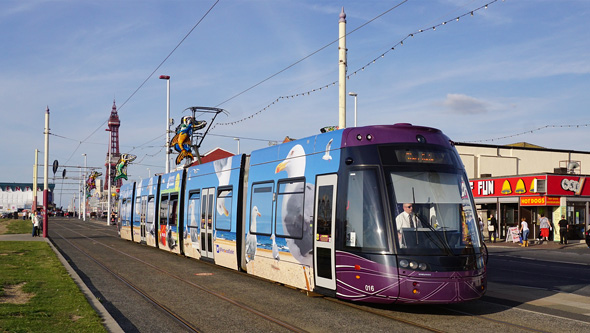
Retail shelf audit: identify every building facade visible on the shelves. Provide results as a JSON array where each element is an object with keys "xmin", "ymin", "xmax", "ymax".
[
  {"xmin": 456, "ymin": 142, "xmax": 590, "ymax": 242},
  {"xmin": 0, "ymin": 183, "xmax": 55, "ymax": 213}
]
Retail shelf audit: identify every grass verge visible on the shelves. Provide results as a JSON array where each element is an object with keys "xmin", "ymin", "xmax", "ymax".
[
  {"xmin": 0, "ymin": 218, "xmax": 33, "ymax": 234},
  {"xmin": 0, "ymin": 241, "xmax": 106, "ymax": 332}
]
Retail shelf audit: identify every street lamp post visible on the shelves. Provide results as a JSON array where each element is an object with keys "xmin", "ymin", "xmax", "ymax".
[
  {"xmin": 348, "ymin": 92, "xmax": 358, "ymax": 127},
  {"xmin": 234, "ymin": 138, "xmax": 240, "ymax": 155},
  {"xmin": 107, "ymin": 131, "xmax": 112, "ymax": 225},
  {"xmin": 159, "ymin": 75, "xmax": 171, "ymax": 173},
  {"xmin": 82, "ymin": 153, "xmax": 87, "ymax": 221}
]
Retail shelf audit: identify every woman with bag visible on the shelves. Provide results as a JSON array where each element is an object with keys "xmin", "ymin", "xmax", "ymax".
[
  {"xmin": 539, "ymin": 213, "xmax": 550, "ymax": 244},
  {"xmin": 487, "ymin": 217, "xmax": 495, "ymax": 242},
  {"xmin": 519, "ymin": 217, "xmax": 530, "ymax": 247},
  {"xmin": 32, "ymin": 212, "xmax": 40, "ymax": 237}
]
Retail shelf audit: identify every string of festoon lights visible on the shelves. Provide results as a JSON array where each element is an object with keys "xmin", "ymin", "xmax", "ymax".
[
  {"xmin": 214, "ymin": 0, "xmax": 503, "ymax": 128},
  {"xmin": 468, "ymin": 123, "xmax": 590, "ymax": 143}
]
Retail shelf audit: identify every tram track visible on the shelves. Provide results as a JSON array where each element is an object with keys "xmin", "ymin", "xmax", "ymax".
[
  {"xmin": 325, "ymin": 298, "xmax": 446, "ymax": 332},
  {"xmin": 52, "ymin": 229, "xmax": 202, "ymax": 333},
  {"xmin": 51, "ymin": 222, "xmax": 310, "ymax": 333}
]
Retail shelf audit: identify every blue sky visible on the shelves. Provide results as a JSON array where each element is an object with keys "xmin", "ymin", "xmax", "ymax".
[{"xmin": 1, "ymin": 0, "xmax": 589, "ymax": 209}]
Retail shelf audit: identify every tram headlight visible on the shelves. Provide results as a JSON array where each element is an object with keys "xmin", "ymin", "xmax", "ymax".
[
  {"xmin": 399, "ymin": 259, "xmax": 409, "ymax": 268},
  {"xmin": 418, "ymin": 263, "xmax": 428, "ymax": 271},
  {"xmin": 366, "ymin": 134, "xmax": 373, "ymax": 141},
  {"xmin": 409, "ymin": 261, "xmax": 418, "ymax": 269},
  {"xmin": 356, "ymin": 134, "xmax": 363, "ymax": 141},
  {"xmin": 416, "ymin": 134, "xmax": 426, "ymax": 143}
]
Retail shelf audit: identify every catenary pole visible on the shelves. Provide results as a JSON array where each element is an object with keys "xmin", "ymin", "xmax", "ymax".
[
  {"xmin": 42, "ymin": 107, "xmax": 49, "ymax": 237},
  {"xmin": 338, "ymin": 8, "xmax": 347, "ymax": 129}
]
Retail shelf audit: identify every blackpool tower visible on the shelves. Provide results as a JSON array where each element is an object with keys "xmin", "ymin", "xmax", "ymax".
[{"xmin": 105, "ymin": 100, "xmax": 121, "ymax": 190}]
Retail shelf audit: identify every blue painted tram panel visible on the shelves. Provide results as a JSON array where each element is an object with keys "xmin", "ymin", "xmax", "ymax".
[
  {"xmin": 132, "ymin": 176, "xmax": 160, "ymax": 247},
  {"xmin": 182, "ymin": 154, "xmax": 246, "ymax": 270},
  {"xmin": 118, "ymin": 182, "xmax": 135, "ymax": 241},
  {"xmin": 158, "ymin": 170, "xmax": 184, "ymax": 254},
  {"xmin": 242, "ymin": 129, "xmax": 342, "ymax": 292}
]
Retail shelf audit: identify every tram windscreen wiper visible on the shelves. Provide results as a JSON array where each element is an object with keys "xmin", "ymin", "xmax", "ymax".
[
  {"xmin": 412, "ymin": 188, "xmax": 454, "ymax": 256},
  {"xmin": 415, "ymin": 213, "xmax": 455, "ymax": 256}
]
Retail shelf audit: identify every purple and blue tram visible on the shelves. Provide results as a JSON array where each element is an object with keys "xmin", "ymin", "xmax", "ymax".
[{"xmin": 117, "ymin": 123, "xmax": 486, "ymax": 304}]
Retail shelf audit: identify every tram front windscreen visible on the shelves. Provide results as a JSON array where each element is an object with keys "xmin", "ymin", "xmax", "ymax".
[{"xmin": 389, "ymin": 170, "xmax": 481, "ymax": 255}]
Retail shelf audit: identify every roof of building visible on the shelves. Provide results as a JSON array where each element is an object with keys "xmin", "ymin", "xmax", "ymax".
[
  {"xmin": 455, "ymin": 141, "xmax": 590, "ymax": 154},
  {"xmin": 189, "ymin": 147, "xmax": 234, "ymax": 166},
  {"xmin": 504, "ymin": 142, "xmax": 546, "ymax": 149}
]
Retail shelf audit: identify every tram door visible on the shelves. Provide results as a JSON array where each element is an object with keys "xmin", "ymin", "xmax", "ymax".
[
  {"xmin": 140, "ymin": 197, "xmax": 147, "ymax": 243},
  {"xmin": 313, "ymin": 174, "xmax": 337, "ymax": 290},
  {"xmin": 200, "ymin": 188, "xmax": 215, "ymax": 259}
]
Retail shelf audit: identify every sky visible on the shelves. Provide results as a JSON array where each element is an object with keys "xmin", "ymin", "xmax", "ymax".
[{"xmin": 1, "ymin": 0, "xmax": 589, "ymax": 210}]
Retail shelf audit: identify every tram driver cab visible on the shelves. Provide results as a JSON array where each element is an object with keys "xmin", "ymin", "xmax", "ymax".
[{"xmin": 391, "ymin": 169, "xmax": 479, "ymax": 254}]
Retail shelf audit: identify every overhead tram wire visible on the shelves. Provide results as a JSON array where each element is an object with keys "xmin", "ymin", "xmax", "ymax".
[
  {"xmin": 467, "ymin": 123, "xmax": 590, "ymax": 144},
  {"xmin": 58, "ymin": 0, "xmax": 399, "ymax": 162},
  {"xmin": 213, "ymin": 0, "xmax": 410, "ymax": 109},
  {"xmin": 59, "ymin": 0, "xmax": 222, "ymax": 159},
  {"xmin": 215, "ymin": 0, "xmax": 502, "ymax": 129}
]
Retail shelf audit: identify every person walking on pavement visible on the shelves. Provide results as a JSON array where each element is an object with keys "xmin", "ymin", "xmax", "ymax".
[
  {"xmin": 539, "ymin": 213, "xmax": 551, "ymax": 244},
  {"xmin": 558, "ymin": 215, "xmax": 568, "ymax": 245},
  {"xmin": 519, "ymin": 217, "xmax": 530, "ymax": 247},
  {"xmin": 490, "ymin": 215, "xmax": 498, "ymax": 242},
  {"xmin": 487, "ymin": 217, "xmax": 495, "ymax": 242}
]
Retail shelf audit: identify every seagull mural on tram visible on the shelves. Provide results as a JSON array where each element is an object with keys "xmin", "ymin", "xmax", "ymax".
[{"xmin": 275, "ymin": 144, "xmax": 315, "ymax": 267}]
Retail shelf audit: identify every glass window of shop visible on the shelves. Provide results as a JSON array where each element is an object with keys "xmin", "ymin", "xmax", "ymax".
[
  {"xmin": 501, "ymin": 204, "xmax": 519, "ymax": 238},
  {"xmin": 566, "ymin": 203, "xmax": 586, "ymax": 240}
]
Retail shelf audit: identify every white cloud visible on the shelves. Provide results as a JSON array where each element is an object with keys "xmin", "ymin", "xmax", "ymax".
[{"xmin": 442, "ymin": 93, "xmax": 489, "ymax": 114}]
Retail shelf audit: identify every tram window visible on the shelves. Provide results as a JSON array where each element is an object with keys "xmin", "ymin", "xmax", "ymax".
[
  {"xmin": 147, "ymin": 197, "xmax": 155, "ymax": 224},
  {"xmin": 122, "ymin": 199, "xmax": 130, "ymax": 226},
  {"xmin": 345, "ymin": 170, "xmax": 388, "ymax": 251},
  {"xmin": 207, "ymin": 192, "xmax": 213, "ymax": 230},
  {"xmin": 160, "ymin": 196, "xmax": 168, "ymax": 226},
  {"xmin": 200, "ymin": 192, "xmax": 207, "ymax": 229},
  {"xmin": 276, "ymin": 180, "xmax": 305, "ymax": 239},
  {"xmin": 317, "ymin": 185, "xmax": 334, "ymax": 236},
  {"xmin": 169, "ymin": 194, "xmax": 178, "ymax": 226},
  {"xmin": 135, "ymin": 197, "xmax": 141, "ymax": 216},
  {"xmin": 216, "ymin": 188, "xmax": 232, "ymax": 231},
  {"xmin": 389, "ymin": 171, "xmax": 481, "ymax": 251},
  {"xmin": 188, "ymin": 192, "xmax": 200, "ymax": 241},
  {"xmin": 250, "ymin": 182, "xmax": 273, "ymax": 235}
]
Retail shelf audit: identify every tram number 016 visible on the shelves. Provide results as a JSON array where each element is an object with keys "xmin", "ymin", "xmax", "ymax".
[{"xmin": 365, "ymin": 285, "xmax": 375, "ymax": 292}]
